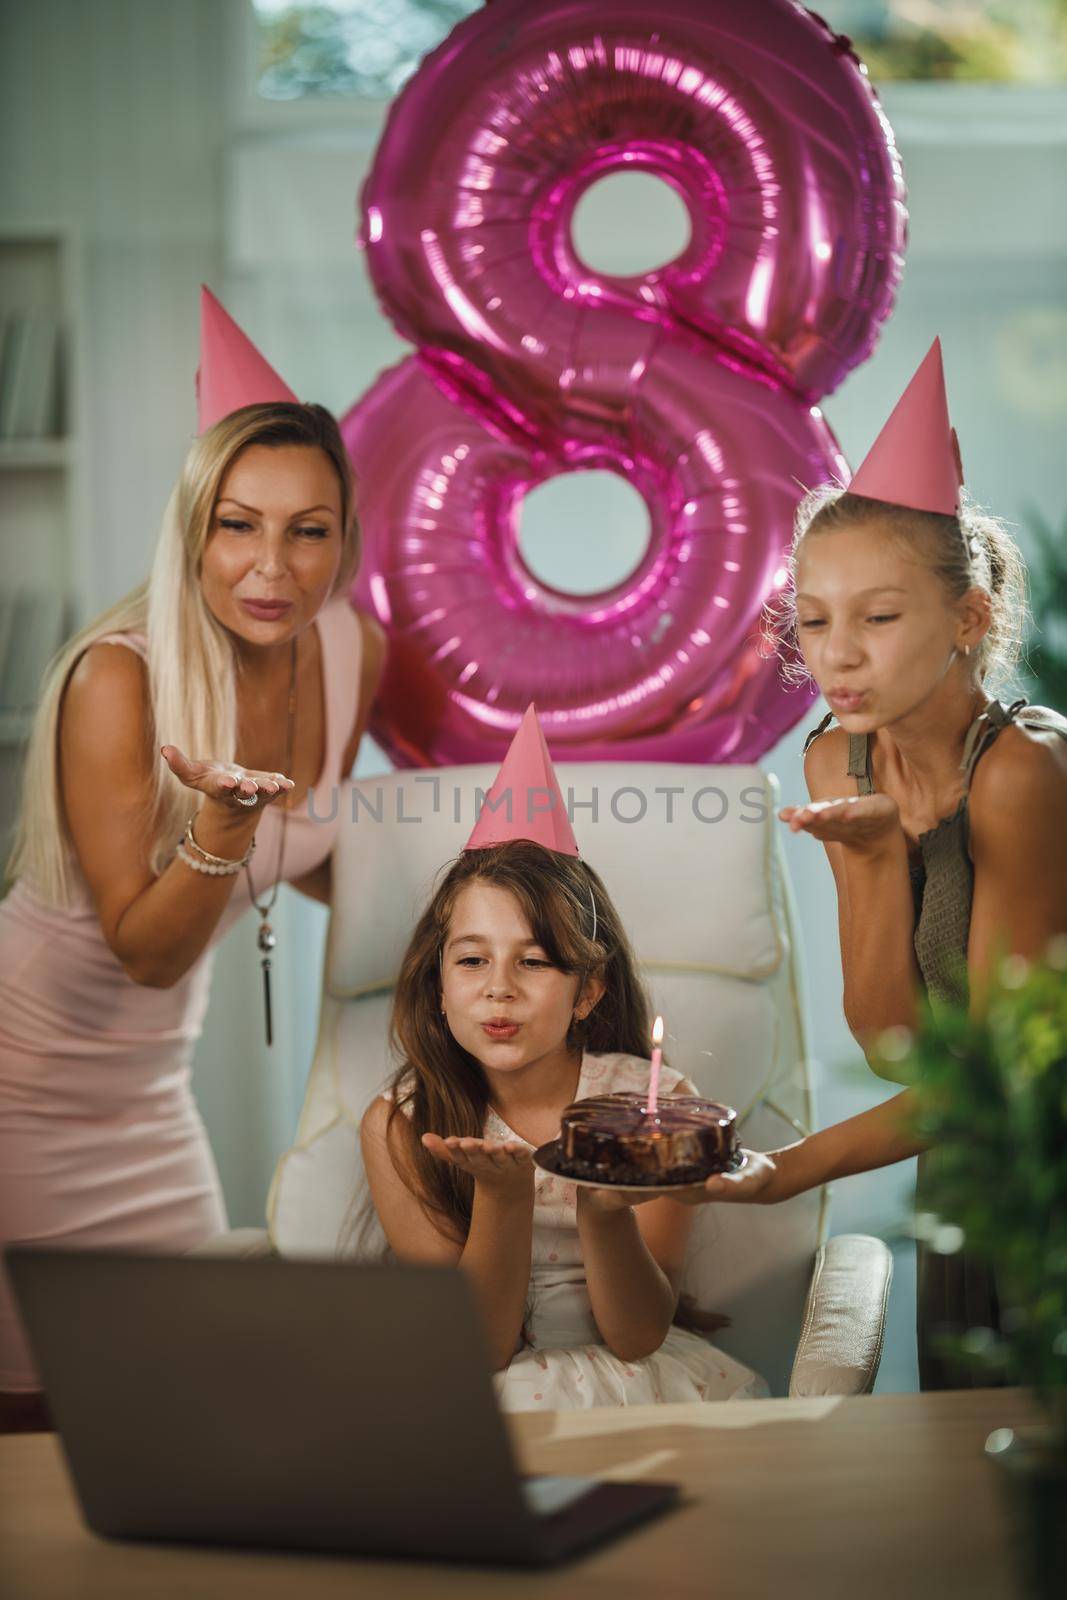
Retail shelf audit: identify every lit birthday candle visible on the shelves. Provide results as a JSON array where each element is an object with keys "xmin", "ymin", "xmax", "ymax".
[{"xmin": 646, "ymin": 1014, "xmax": 664, "ymax": 1116}]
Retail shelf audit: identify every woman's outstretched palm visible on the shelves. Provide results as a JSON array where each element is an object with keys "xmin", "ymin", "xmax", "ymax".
[{"xmin": 160, "ymin": 745, "xmax": 295, "ymax": 811}]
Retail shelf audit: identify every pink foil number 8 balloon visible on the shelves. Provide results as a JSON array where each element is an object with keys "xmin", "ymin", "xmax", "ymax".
[{"xmin": 342, "ymin": 0, "xmax": 906, "ymax": 766}]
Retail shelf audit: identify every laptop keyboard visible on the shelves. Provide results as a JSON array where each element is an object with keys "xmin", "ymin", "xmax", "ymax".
[{"xmin": 522, "ymin": 1475, "xmax": 599, "ymax": 1519}]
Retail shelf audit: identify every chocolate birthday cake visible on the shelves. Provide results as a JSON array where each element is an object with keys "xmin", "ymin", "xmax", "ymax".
[{"xmin": 557, "ymin": 1093, "xmax": 739, "ymax": 1186}]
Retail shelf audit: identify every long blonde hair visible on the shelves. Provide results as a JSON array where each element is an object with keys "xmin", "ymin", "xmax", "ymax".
[{"xmin": 9, "ymin": 402, "xmax": 359, "ymax": 905}]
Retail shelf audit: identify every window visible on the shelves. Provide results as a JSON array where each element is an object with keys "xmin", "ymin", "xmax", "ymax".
[
  {"xmin": 817, "ymin": 1, "xmax": 1067, "ymax": 83},
  {"xmin": 250, "ymin": 0, "xmax": 1067, "ymax": 101},
  {"xmin": 251, "ymin": 0, "xmax": 480, "ymax": 101}
]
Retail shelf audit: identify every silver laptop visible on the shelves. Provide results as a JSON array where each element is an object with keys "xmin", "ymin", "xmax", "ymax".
[{"xmin": 7, "ymin": 1248, "xmax": 678, "ymax": 1567}]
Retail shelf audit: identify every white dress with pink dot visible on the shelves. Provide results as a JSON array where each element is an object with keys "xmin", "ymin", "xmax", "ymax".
[{"xmin": 490, "ymin": 1051, "xmax": 766, "ymax": 1412}]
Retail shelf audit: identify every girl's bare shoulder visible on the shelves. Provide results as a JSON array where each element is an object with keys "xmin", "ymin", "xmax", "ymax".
[
  {"xmin": 802, "ymin": 721, "xmax": 850, "ymax": 798},
  {"xmin": 359, "ymin": 1090, "xmax": 417, "ymax": 1166},
  {"xmin": 970, "ymin": 717, "xmax": 1067, "ymax": 817}
]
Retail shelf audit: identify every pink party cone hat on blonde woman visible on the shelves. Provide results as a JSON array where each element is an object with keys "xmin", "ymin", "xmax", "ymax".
[
  {"xmin": 197, "ymin": 285, "xmax": 298, "ymax": 433},
  {"xmin": 464, "ymin": 704, "xmax": 580, "ymax": 855},
  {"xmin": 849, "ymin": 337, "xmax": 963, "ymax": 515}
]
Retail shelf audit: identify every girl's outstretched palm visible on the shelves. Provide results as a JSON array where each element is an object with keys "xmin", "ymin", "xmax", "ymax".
[
  {"xmin": 779, "ymin": 792, "xmax": 900, "ymax": 850},
  {"xmin": 422, "ymin": 1132, "xmax": 534, "ymax": 1196}
]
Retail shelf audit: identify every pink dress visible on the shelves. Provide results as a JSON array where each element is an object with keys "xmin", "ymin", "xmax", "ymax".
[{"xmin": 0, "ymin": 597, "xmax": 363, "ymax": 1392}]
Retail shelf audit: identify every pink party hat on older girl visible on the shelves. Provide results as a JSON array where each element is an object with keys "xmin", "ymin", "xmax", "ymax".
[
  {"xmin": 197, "ymin": 285, "xmax": 298, "ymax": 433},
  {"xmin": 848, "ymin": 337, "xmax": 963, "ymax": 516},
  {"xmin": 464, "ymin": 704, "xmax": 580, "ymax": 856}
]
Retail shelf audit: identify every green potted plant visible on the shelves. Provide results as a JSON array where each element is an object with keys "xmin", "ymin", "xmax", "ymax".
[{"xmin": 880, "ymin": 942, "xmax": 1067, "ymax": 1596}]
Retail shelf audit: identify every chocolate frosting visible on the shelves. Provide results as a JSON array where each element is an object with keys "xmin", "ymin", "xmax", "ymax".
[{"xmin": 558, "ymin": 1091, "xmax": 738, "ymax": 1185}]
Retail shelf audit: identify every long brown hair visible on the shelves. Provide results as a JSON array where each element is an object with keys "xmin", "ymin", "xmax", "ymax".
[{"xmin": 382, "ymin": 840, "xmax": 652, "ymax": 1243}]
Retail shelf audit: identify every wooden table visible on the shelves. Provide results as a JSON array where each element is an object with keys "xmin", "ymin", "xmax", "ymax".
[{"xmin": 0, "ymin": 1389, "xmax": 1035, "ymax": 1599}]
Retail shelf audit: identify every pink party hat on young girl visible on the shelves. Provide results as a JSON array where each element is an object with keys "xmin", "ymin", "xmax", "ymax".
[
  {"xmin": 464, "ymin": 704, "xmax": 580, "ymax": 856},
  {"xmin": 197, "ymin": 285, "xmax": 298, "ymax": 433},
  {"xmin": 848, "ymin": 337, "xmax": 963, "ymax": 516}
]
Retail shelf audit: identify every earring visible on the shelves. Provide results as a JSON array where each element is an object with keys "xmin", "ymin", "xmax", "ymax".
[{"xmin": 963, "ymin": 645, "xmax": 971, "ymax": 658}]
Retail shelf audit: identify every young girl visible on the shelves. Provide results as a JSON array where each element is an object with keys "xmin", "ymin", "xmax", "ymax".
[
  {"xmin": 703, "ymin": 340, "xmax": 1067, "ymax": 1389},
  {"xmin": 360, "ymin": 713, "xmax": 763, "ymax": 1410}
]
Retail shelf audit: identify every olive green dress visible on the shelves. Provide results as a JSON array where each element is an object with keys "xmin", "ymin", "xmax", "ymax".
[{"xmin": 804, "ymin": 697, "xmax": 1067, "ymax": 1389}]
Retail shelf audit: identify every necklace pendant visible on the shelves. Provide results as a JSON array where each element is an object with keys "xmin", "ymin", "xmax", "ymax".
[
  {"xmin": 261, "ymin": 956, "xmax": 274, "ymax": 1048},
  {"xmin": 244, "ymin": 634, "xmax": 294, "ymax": 1054}
]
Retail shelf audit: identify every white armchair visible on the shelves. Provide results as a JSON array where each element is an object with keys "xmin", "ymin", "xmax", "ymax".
[{"xmin": 205, "ymin": 762, "xmax": 891, "ymax": 1398}]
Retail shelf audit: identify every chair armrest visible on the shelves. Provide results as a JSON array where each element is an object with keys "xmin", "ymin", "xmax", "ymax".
[
  {"xmin": 788, "ymin": 1233, "xmax": 893, "ymax": 1398},
  {"xmin": 185, "ymin": 1228, "xmax": 274, "ymax": 1259}
]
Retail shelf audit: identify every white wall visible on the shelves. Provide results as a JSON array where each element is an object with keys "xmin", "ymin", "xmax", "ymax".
[
  {"xmin": 4, "ymin": 1, "xmax": 1066, "ymax": 1394},
  {"xmin": 0, "ymin": 0, "xmax": 228, "ymax": 614}
]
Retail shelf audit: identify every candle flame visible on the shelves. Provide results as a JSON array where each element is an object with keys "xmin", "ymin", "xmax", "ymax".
[{"xmin": 652, "ymin": 1015, "xmax": 664, "ymax": 1046}]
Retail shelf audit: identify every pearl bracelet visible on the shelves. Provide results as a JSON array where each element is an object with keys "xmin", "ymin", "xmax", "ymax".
[
  {"xmin": 176, "ymin": 839, "xmax": 246, "ymax": 877},
  {"xmin": 176, "ymin": 819, "xmax": 256, "ymax": 876}
]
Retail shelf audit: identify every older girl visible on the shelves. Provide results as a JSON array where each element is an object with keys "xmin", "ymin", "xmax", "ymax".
[
  {"xmin": 702, "ymin": 342, "xmax": 1067, "ymax": 1388},
  {"xmin": 0, "ymin": 297, "xmax": 385, "ymax": 1425}
]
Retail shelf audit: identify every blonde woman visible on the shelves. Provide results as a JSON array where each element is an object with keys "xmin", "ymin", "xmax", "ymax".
[{"xmin": 0, "ymin": 312, "xmax": 386, "ymax": 1427}]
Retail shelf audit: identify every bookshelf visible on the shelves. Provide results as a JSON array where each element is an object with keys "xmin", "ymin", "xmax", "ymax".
[{"xmin": 0, "ymin": 226, "xmax": 86, "ymax": 866}]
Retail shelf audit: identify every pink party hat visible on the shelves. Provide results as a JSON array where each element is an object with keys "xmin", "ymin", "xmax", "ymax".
[
  {"xmin": 848, "ymin": 338, "xmax": 963, "ymax": 516},
  {"xmin": 197, "ymin": 285, "xmax": 298, "ymax": 433},
  {"xmin": 464, "ymin": 704, "xmax": 580, "ymax": 856}
]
